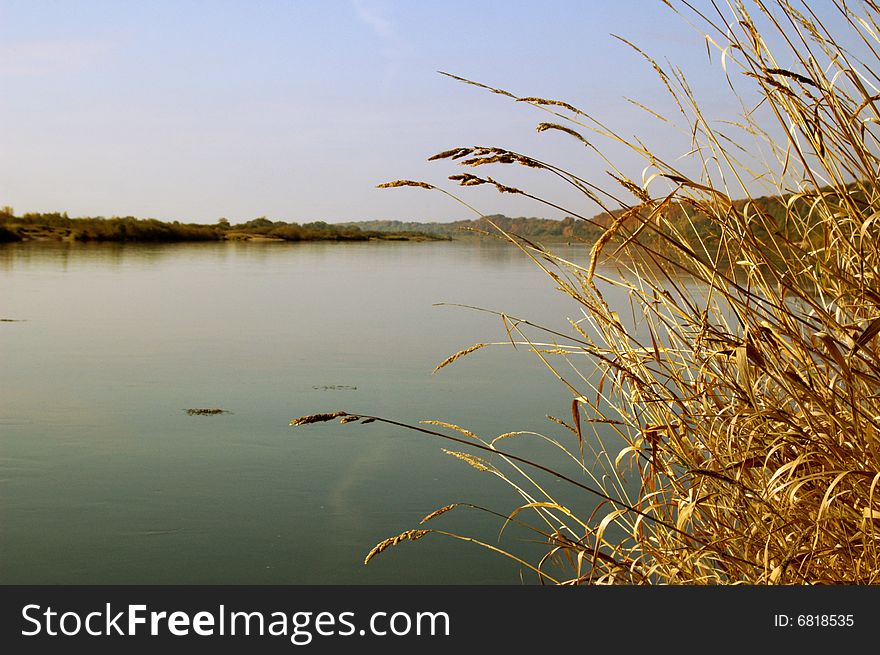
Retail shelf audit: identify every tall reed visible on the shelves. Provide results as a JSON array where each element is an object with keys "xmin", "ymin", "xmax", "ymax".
[{"xmin": 293, "ymin": 0, "xmax": 880, "ymax": 584}]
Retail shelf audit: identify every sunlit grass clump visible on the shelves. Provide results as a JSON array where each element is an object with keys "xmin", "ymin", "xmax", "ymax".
[{"xmin": 294, "ymin": 0, "xmax": 880, "ymax": 584}]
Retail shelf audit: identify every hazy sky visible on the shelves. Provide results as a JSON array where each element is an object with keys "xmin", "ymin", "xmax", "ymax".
[{"xmin": 0, "ymin": 1, "xmax": 849, "ymax": 224}]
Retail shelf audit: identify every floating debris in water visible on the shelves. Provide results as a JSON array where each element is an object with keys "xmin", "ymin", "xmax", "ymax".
[
  {"xmin": 312, "ymin": 385, "xmax": 357, "ymax": 391},
  {"xmin": 184, "ymin": 408, "xmax": 230, "ymax": 416},
  {"xmin": 135, "ymin": 528, "xmax": 185, "ymax": 537}
]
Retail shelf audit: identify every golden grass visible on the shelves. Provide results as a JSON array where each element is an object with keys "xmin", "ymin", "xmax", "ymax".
[
  {"xmin": 364, "ymin": 530, "xmax": 430, "ymax": 565},
  {"xmin": 420, "ymin": 504, "xmax": 461, "ymax": 524},
  {"xmin": 432, "ymin": 343, "xmax": 489, "ymax": 372},
  {"xmin": 293, "ymin": 0, "xmax": 880, "ymax": 584}
]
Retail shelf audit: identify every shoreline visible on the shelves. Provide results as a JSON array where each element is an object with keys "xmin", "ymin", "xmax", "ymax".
[{"xmin": 0, "ymin": 223, "xmax": 450, "ymax": 245}]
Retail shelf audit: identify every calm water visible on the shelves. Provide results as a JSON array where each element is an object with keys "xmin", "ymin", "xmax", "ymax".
[{"xmin": 0, "ymin": 239, "xmax": 633, "ymax": 584}]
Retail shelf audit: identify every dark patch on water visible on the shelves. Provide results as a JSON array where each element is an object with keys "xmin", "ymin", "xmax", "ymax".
[{"xmin": 184, "ymin": 408, "xmax": 231, "ymax": 416}]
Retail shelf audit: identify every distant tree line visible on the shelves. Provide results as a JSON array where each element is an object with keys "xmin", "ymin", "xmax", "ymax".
[
  {"xmin": 0, "ymin": 210, "xmax": 445, "ymax": 243},
  {"xmin": 340, "ymin": 214, "xmax": 604, "ymax": 240}
]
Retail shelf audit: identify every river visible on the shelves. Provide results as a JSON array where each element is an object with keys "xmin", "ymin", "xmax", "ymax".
[{"xmin": 0, "ymin": 238, "xmax": 636, "ymax": 583}]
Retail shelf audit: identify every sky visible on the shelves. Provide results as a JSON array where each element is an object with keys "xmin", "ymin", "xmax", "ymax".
[{"xmin": 0, "ymin": 1, "xmax": 857, "ymax": 224}]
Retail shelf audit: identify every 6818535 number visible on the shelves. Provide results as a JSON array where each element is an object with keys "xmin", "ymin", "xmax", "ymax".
[{"xmin": 773, "ymin": 614, "xmax": 854, "ymax": 627}]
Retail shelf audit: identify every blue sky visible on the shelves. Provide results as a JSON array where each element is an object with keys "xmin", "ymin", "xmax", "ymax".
[{"xmin": 0, "ymin": 1, "xmax": 845, "ymax": 223}]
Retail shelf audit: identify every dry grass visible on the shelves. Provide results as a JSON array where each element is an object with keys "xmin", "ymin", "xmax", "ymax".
[{"xmin": 292, "ymin": 0, "xmax": 880, "ymax": 584}]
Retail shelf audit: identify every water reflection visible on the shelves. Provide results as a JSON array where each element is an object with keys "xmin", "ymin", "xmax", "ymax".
[{"xmin": 0, "ymin": 239, "xmax": 667, "ymax": 583}]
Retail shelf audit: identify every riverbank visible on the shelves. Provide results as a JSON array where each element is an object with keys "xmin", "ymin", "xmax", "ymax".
[{"xmin": 0, "ymin": 213, "xmax": 448, "ymax": 244}]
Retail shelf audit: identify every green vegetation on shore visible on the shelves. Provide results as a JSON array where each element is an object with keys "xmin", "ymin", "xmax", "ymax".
[
  {"xmin": 340, "ymin": 215, "xmax": 602, "ymax": 240},
  {"xmin": 0, "ymin": 208, "xmax": 446, "ymax": 244}
]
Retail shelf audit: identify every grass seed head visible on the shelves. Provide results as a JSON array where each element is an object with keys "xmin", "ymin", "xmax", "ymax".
[{"xmin": 289, "ymin": 411, "xmax": 348, "ymax": 426}]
